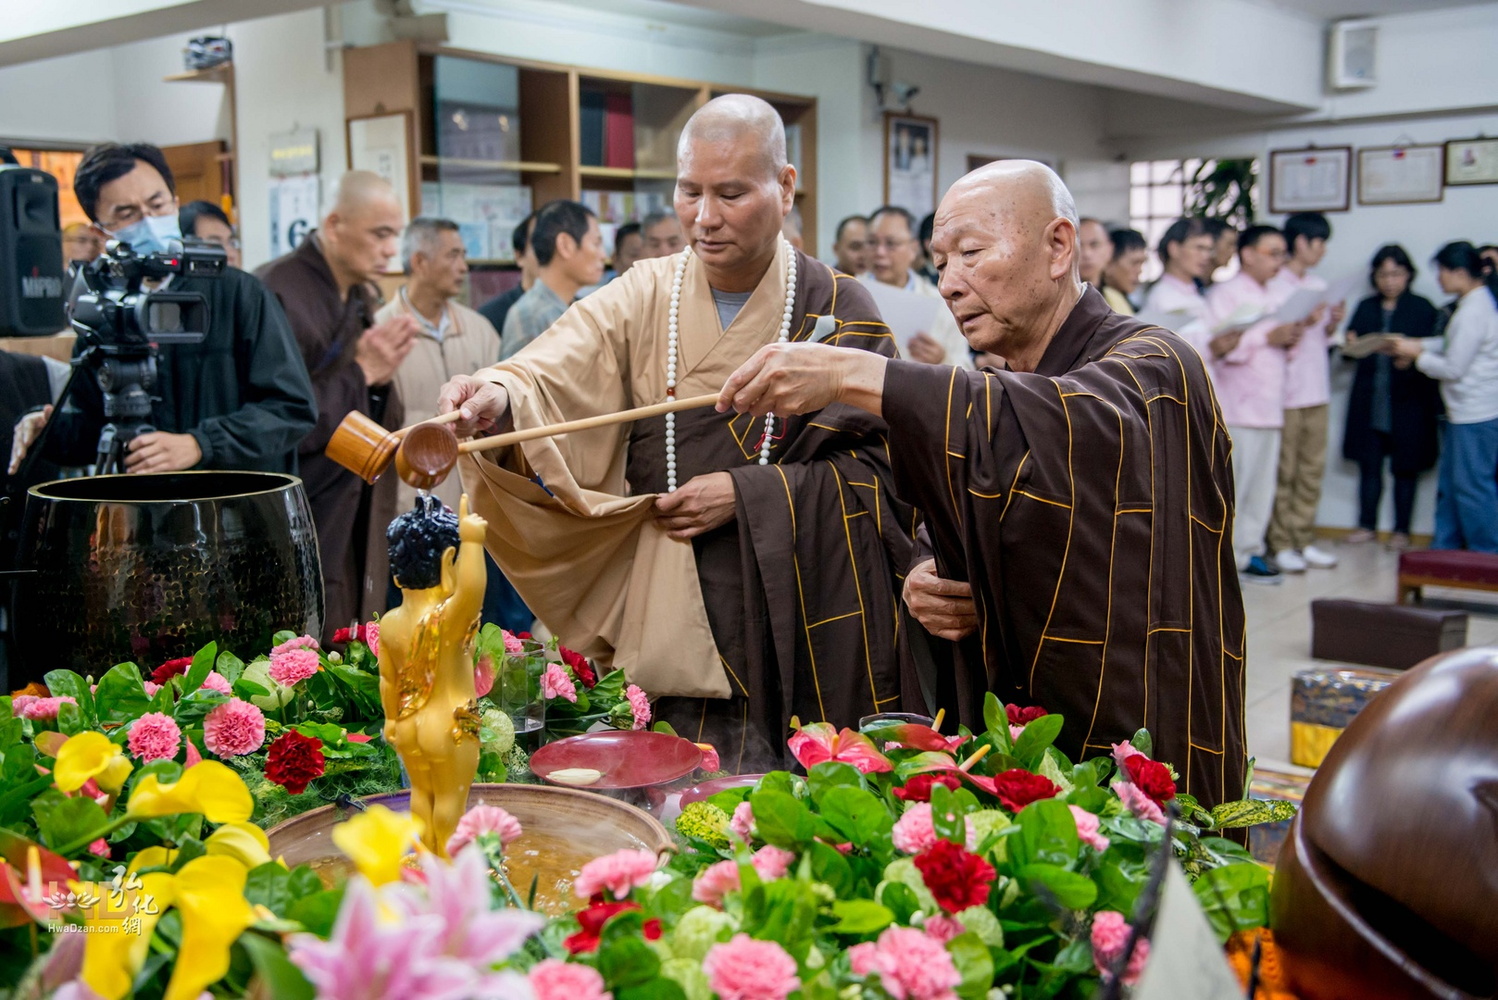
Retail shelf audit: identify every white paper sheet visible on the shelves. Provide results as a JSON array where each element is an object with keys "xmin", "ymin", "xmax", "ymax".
[{"xmin": 860, "ymin": 280, "xmax": 944, "ymax": 357}]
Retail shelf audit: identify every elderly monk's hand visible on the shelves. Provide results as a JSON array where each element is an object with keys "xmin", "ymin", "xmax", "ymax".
[
  {"xmin": 718, "ymin": 342, "xmax": 889, "ymax": 419},
  {"xmin": 654, "ymin": 472, "xmax": 736, "ymax": 540},
  {"xmin": 903, "ymin": 559, "xmax": 978, "ymax": 641},
  {"xmin": 356, "ymin": 314, "xmax": 419, "ymax": 386},
  {"xmin": 125, "ymin": 431, "xmax": 201, "ymax": 474},
  {"xmin": 437, "ymin": 374, "xmax": 511, "ymax": 438},
  {"xmin": 906, "ymin": 332, "xmax": 946, "ymax": 365}
]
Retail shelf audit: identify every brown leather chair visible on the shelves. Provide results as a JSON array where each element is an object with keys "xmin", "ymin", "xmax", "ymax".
[{"xmin": 1271, "ymin": 646, "xmax": 1498, "ymax": 1000}]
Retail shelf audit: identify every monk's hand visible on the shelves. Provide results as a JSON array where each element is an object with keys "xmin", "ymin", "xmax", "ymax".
[
  {"xmin": 907, "ymin": 332, "xmax": 946, "ymax": 365},
  {"xmin": 356, "ymin": 314, "xmax": 419, "ymax": 386},
  {"xmin": 653, "ymin": 471, "xmax": 736, "ymax": 540},
  {"xmin": 457, "ymin": 494, "xmax": 487, "ymax": 542},
  {"xmin": 438, "ymin": 374, "xmax": 510, "ymax": 438},
  {"xmin": 718, "ymin": 342, "xmax": 888, "ymax": 418},
  {"xmin": 903, "ymin": 559, "xmax": 978, "ymax": 641},
  {"xmin": 125, "ymin": 431, "xmax": 201, "ymax": 474}
]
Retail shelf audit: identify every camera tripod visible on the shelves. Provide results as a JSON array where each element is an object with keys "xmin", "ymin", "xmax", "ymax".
[{"xmin": 90, "ymin": 347, "xmax": 162, "ymax": 475}]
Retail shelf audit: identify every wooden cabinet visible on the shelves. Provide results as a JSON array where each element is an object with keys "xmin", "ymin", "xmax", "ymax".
[{"xmin": 342, "ymin": 40, "xmax": 818, "ymax": 288}]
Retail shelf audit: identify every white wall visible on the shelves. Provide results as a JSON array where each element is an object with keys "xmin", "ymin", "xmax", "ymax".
[{"xmin": 0, "ymin": 50, "xmax": 119, "ymax": 144}]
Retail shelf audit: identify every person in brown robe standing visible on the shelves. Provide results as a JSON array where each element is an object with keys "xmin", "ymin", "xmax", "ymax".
[
  {"xmin": 258, "ymin": 172, "xmax": 416, "ymax": 641},
  {"xmin": 718, "ymin": 160, "xmax": 1247, "ymax": 808},
  {"xmin": 438, "ymin": 96, "xmax": 917, "ymax": 772}
]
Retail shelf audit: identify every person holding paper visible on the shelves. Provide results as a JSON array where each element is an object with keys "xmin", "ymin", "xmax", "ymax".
[
  {"xmin": 1389, "ymin": 241, "xmax": 1498, "ymax": 553},
  {"xmin": 1341, "ymin": 245, "xmax": 1441, "ymax": 549},
  {"xmin": 862, "ymin": 205, "xmax": 974, "ymax": 367},
  {"xmin": 1266, "ymin": 213, "xmax": 1346, "ymax": 572},
  {"xmin": 1137, "ymin": 218, "xmax": 1243, "ymax": 361},
  {"xmin": 1205, "ymin": 225, "xmax": 1321, "ymax": 583}
]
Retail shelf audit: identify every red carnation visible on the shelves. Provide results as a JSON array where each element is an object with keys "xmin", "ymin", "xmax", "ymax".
[
  {"xmin": 1005, "ymin": 703, "xmax": 1048, "ymax": 726},
  {"xmin": 564, "ymin": 899, "xmax": 661, "ymax": 954},
  {"xmin": 152, "ymin": 657, "xmax": 193, "ymax": 685},
  {"xmin": 264, "ymin": 730, "xmax": 326, "ymax": 795},
  {"xmin": 1123, "ymin": 754, "xmax": 1176, "ymax": 806},
  {"xmin": 893, "ymin": 772, "xmax": 963, "ymax": 803},
  {"xmin": 990, "ymin": 768, "xmax": 1061, "ymax": 812},
  {"xmin": 331, "ymin": 627, "xmax": 353, "ymax": 644},
  {"xmin": 913, "ymin": 839, "xmax": 996, "ymax": 914},
  {"xmin": 559, "ymin": 646, "xmax": 596, "ymax": 689}
]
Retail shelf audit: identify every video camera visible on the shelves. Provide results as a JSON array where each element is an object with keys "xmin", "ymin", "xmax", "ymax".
[{"xmin": 69, "ymin": 237, "xmax": 226, "ymax": 348}]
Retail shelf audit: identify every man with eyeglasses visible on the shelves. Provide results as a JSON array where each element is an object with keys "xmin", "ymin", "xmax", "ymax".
[
  {"xmin": 180, "ymin": 200, "xmax": 242, "ymax": 269},
  {"xmin": 10, "ymin": 142, "xmax": 315, "ymax": 480},
  {"xmin": 860, "ymin": 205, "xmax": 973, "ymax": 367}
]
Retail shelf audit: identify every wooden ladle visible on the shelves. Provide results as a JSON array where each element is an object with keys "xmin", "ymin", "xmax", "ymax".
[
  {"xmin": 326, "ymin": 409, "xmax": 464, "ymax": 484},
  {"xmin": 393, "ymin": 393, "xmax": 720, "ymax": 490}
]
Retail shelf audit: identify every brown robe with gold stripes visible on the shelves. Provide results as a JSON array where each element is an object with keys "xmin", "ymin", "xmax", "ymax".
[
  {"xmin": 461, "ymin": 243, "xmax": 916, "ymax": 772},
  {"xmin": 883, "ymin": 287, "xmax": 1247, "ymax": 808}
]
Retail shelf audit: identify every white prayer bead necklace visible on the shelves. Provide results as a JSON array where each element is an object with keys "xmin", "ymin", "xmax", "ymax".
[{"xmin": 665, "ymin": 237, "xmax": 797, "ymax": 492}]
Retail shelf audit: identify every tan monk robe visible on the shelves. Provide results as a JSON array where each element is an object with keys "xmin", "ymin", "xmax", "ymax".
[{"xmin": 460, "ymin": 239, "xmax": 917, "ymax": 770}]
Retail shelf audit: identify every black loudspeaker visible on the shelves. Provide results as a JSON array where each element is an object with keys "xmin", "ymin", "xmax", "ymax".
[{"xmin": 0, "ymin": 166, "xmax": 66, "ymax": 337}]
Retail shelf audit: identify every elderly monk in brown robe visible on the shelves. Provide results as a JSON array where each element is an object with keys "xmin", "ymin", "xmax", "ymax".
[
  {"xmin": 258, "ymin": 171, "xmax": 417, "ymax": 641},
  {"xmin": 438, "ymin": 95, "xmax": 917, "ymax": 772},
  {"xmin": 718, "ymin": 161, "xmax": 1247, "ymax": 808}
]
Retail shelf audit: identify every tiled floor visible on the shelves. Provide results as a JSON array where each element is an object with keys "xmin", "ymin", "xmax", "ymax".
[{"xmin": 1243, "ymin": 538, "xmax": 1498, "ymax": 774}]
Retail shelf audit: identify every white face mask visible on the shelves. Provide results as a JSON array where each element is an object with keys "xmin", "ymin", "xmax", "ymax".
[{"xmin": 110, "ymin": 213, "xmax": 183, "ymax": 257}]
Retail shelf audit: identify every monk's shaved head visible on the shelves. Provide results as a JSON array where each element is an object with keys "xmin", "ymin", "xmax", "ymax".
[
  {"xmin": 678, "ymin": 94, "xmax": 787, "ymax": 179},
  {"xmin": 929, "ymin": 160, "xmax": 1085, "ymax": 370},
  {"xmin": 321, "ymin": 169, "xmax": 405, "ymax": 285},
  {"xmin": 328, "ymin": 170, "xmax": 399, "ymax": 221}
]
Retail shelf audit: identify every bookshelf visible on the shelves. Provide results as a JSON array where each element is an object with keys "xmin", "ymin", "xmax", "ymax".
[{"xmin": 343, "ymin": 41, "xmax": 818, "ymax": 301}]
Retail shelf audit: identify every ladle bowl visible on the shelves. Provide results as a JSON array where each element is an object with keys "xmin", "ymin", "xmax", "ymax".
[{"xmin": 395, "ymin": 423, "xmax": 461, "ymax": 491}]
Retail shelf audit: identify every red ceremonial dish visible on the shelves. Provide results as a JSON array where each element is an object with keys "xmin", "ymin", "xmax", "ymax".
[{"xmin": 531, "ymin": 730, "xmax": 704, "ymax": 789}]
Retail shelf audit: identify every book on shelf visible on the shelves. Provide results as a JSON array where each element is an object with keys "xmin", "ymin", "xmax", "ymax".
[
  {"xmin": 604, "ymin": 92, "xmax": 635, "ymax": 169},
  {"xmin": 580, "ymin": 90, "xmax": 606, "ymax": 167}
]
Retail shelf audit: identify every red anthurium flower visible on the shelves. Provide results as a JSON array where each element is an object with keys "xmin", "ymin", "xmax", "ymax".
[
  {"xmin": 892, "ymin": 773, "xmax": 963, "ymax": 803},
  {"xmin": 0, "ymin": 831, "xmax": 75, "ymax": 927},
  {"xmin": 913, "ymin": 839, "xmax": 996, "ymax": 914},
  {"xmin": 787, "ymin": 722, "xmax": 892, "ymax": 774},
  {"xmin": 874, "ymin": 723, "xmax": 969, "ymax": 754},
  {"xmin": 1006, "ymin": 704, "xmax": 1049, "ymax": 726},
  {"xmin": 989, "ymin": 769, "xmax": 1062, "ymax": 812},
  {"xmin": 1123, "ymin": 754, "xmax": 1176, "ymax": 806}
]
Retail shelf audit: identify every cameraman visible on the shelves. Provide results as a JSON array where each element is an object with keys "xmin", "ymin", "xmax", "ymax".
[{"xmin": 14, "ymin": 143, "xmax": 315, "ymax": 475}]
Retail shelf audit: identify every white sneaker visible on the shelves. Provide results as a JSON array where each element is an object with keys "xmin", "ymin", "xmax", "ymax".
[
  {"xmin": 1302, "ymin": 544, "xmax": 1338, "ymax": 569},
  {"xmin": 1275, "ymin": 549, "xmax": 1307, "ymax": 573}
]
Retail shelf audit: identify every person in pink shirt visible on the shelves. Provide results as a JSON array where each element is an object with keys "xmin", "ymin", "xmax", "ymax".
[
  {"xmin": 1139, "ymin": 218, "xmax": 1246, "ymax": 363},
  {"xmin": 1266, "ymin": 213, "xmax": 1345, "ymax": 572},
  {"xmin": 1205, "ymin": 225, "xmax": 1320, "ymax": 583}
]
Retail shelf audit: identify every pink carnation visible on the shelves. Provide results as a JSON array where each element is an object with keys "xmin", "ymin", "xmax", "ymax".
[
  {"xmin": 1111, "ymin": 740, "xmax": 1140, "ymax": 769},
  {"xmin": 272, "ymin": 634, "xmax": 320, "ymax": 655},
  {"xmin": 1070, "ymin": 805, "xmax": 1111, "ymax": 852},
  {"xmin": 88, "ymin": 838, "xmax": 111, "ymax": 859},
  {"xmin": 847, "ymin": 925, "xmax": 960, "ymax": 1000},
  {"xmin": 502, "ymin": 630, "xmax": 524, "ymax": 654},
  {"xmin": 268, "ymin": 647, "xmax": 320, "ymax": 686},
  {"xmin": 923, "ymin": 913, "xmax": 964, "ymax": 943},
  {"xmin": 364, "ymin": 621, "xmax": 380, "ymax": 657},
  {"xmin": 127, "ymin": 712, "xmax": 182, "ymax": 762},
  {"xmin": 703, "ymin": 934, "xmax": 800, "ymax": 1000},
  {"xmin": 473, "ymin": 654, "xmax": 495, "ymax": 698},
  {"xmin": 892, "ymin": 803, "xmax": 976, "ymax": 855},
  {"xmin": 529, "ymin": 959, "xmax": 611, "ymax": 1000},
  {"xmin": 1112, "ymin": 780, "xmax": 1167, "ymax": 825},
  {"xmin": 730, "ymin": 801, "xmax": 755, "ymax": 843},
  {"xmin": 202, "ymin": 699, "xmax": 266, "ymax": 757},
  {"xmin": 198, "ymin": 671, "xmax": 232, "ymax": 695},
  {"xmin": 447, "ymin": 804, "xmax": 523, "ymax": 857},
  {"xmin": 691, "ymin": 859, "xmax": 741, "ymax": 908},
  {"xmin": 573, "ymin": 848, "xmax": 658, "ymax": 900},
  {"xmin": 625, "ymin": 684, "xmax": 651, "ymax": 730},
  {"xmin": 142, "ymin": 681, "xmax": 161, "ymax": 697},
  {"xmin": 750, "ymin": 845, "xmax": 796, "ymax": 881},
  {"xmin": 1091, "ymin": 910, "xmax": 1150, "ymax": 985},
  {"xmin": 13, "ymin": 695, "xmax": 76, "ymax": 720},
  {"xmin": 541, "ymin": 663, "xmax": 577, "ymax": 703}
]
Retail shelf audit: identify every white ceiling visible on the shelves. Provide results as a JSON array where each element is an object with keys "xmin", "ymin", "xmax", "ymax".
[
  {"xmin": 473, "ymin": 0, "xmax": 802, "ymax": 37},
  {"xmin": 1241, "ymin": 0, "xmax": 1494, "ymax": 22}
]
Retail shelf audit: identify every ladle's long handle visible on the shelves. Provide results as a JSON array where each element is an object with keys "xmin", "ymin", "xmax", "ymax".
[
  {"xmin": 392, "ymin": 410, "xmax": 462, "ymax": 440},
  {"xmin": 457, "ymin": 393, "xmax": 720, "ymax": 454}
]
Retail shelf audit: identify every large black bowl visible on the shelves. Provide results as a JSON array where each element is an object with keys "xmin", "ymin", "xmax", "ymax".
[{"xmin": 11, "ymin": 471, "xmax": 322, "ymax": 684}]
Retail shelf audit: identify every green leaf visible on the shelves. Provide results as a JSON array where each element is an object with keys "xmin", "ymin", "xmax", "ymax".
[
  {"xmin": 982, "ymin": 691, "xmax": 1007, "ymax": 743},
  {"xmin": 748, "ymin": 790, "xmax": 815, "ymax": 848},
  {"xmin": 0, "ymin": 774, "xmax": 54, "ymax": 827},
  {"xmin": 181, "ymin": 643, "xmax": 218, "ymax": 695},
  {"xmin": 618, "ymin": 981, "xmax": 688, "ymax": 1000},
  {"xmin": 172, "ymin": 689, "xmax": 230, "ymax": 728},
  {"xmin": 93, "ymin": 663, "xmax": 150, "ymax": 724},
  {"xmin": 1068, "ymin": 758, "xmax": 1109, "ymax": 790},
  {"xmin": 1010, "ymin": 798, "xmax": 1080, "ymax": 869},
  {"xmin": 929, "ymin": 784, "xmax": 969, "ymax": 846},
  {"xmin": 238, "ymin": 927, "xmax": 315, "ymax": 997},
  {"xmin": 947, "ymin": 931, "xmax": 996, "ymax": 1000},
  {"xmin": 599, "ymin": 937, "xmax": 662, "ymax": 988},
  {"xmin": 1196, "ymin": 836, "xmax": 1257, "ymax": 868},
  {"xmin": 1092, "ymin": 862, "xmax": 1143, "ymax": 914},
  {"xmin": 753, "ymin": 772, "xmax": 799, "ymax": 797},
  {"xmin": 817, "ymin": 785, "xmax": 892, "ymax": 844},
  {"xmin": 1209, "ymin": 799, "xmax": 1297, "ymax": 829},
  {"xmin": 808, "ymin": 840, "xmax": 854, "ymax": 897},
  {"xmin": 1014, "ymin": 863, "xmax": 1097, "ymax": 910},
  {"xmin": 879, "ymin": 881, "xmax": 920, "ymax": 924},
  {"xmin": 42, "ymin": 670, "xmax": 97, "ymax": 728},
  {"xmin": 1129, "ymin": 728, "xmax": 1153, "ymax": 760},
  {"xmin": 32, "ymin": 793, "xmax": 109, "ymax": 852},
  {"xmin": 740, "ymin": 879, "xmax": 818, "ymax": 962},
  {"xmin": 1191, "ymin": 862, "xmax": 1270, "ymax": 943},
  {"xmin": 1011, "ymin": 714, "xmax": 1065, "ymax": 768},
  {"xmin": 807, "ymin": 761, "xmax": 864, "ymax": 803},
  {"xmin": 287, "ymin": 886, "xmax": 344, "ymax": 937},
  {"xmin": 329, "ymin": 664, "xmax": 383, "ymax": 721},
  {"xmin": 244, "ymin": 863, "xmax": 294, "ymax": 913},
  {"xmin": 830, "ymin": 899, "xmax": 893, "ymax": 935},
  {"xmin": 215, "ymin": 650, "xmax": 247, "ymax": 686},
  {"xmin": 1037, "ymin": 750, "xmax": 1074, "ymax": 796},
  {"xmin": 651, "ymin": 720, "xmax": 679, "ymax": 737}
]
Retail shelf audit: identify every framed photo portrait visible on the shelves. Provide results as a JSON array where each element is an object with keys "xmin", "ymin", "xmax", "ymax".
[
  {"xmin": 884, "ymin": 113, "xmax": 938, "ymax": 219},
  {"xmin": 1444, "ymin": 137, "xmax": 1498, "ymax": 186},
  {"xmin": 1268, "ymin": 146, "xmax": 1352, "ymax": 213},
  {"xmin": 347, "ymin": 111, "xmax": 414, "ymax": 222},
  {"xmin": 1357, "ymin": 145, "xmax": 1444, "ymax": 205}
]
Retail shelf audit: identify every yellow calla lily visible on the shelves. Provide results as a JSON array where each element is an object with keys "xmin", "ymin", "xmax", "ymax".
[
  {"xmin": 204, "ymin": 821, "xmax": 273, "ymax": 870},
  {"xmin": 127, "ymin": 845, "xmax": 178, "ymax": 874},
  {"xmin": 331, "ymin": 805, "xmax": 424, "ymax": 886},
  {"xmin": 162, "ymin": 855, "xmax": 255, "ymax": 1000},
  {"xmin": 77, "ymin": 871, "xmax": 176, "ymax": 1000},
  {"xmin": 53, "ymin": 732, "xmax": 133, "ymax": 794},
  {"xmin": 125, "ymin": 761, "xmax": 252, "ymax": 823}
]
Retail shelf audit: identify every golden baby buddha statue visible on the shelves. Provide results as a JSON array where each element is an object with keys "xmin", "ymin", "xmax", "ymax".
[{"xmin": 377, "ymin": 493, "xmax": 487, "ymax": 857}]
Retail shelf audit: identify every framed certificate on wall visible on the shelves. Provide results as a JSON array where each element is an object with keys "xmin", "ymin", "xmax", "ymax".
[
  {"xmin": 1444, "ymin": 137, "xmax": 1498, "ymax": 186},
  {"xmin": 1269, "ymin": 147, "xmax": 1352, "ymax": 213},
  {"xmin": 1357, "ymin": 145, "xmax": 1444, "ymax": 205}
]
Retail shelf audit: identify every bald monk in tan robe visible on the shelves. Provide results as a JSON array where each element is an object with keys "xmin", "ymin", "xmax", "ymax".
[
  {"xmin": 438, "ymin": 96, "xmax": 918, "ymax": 771},
  {"xmin": 718, "ymin": 161, "xmax": 1247, "ymax": 808}
]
